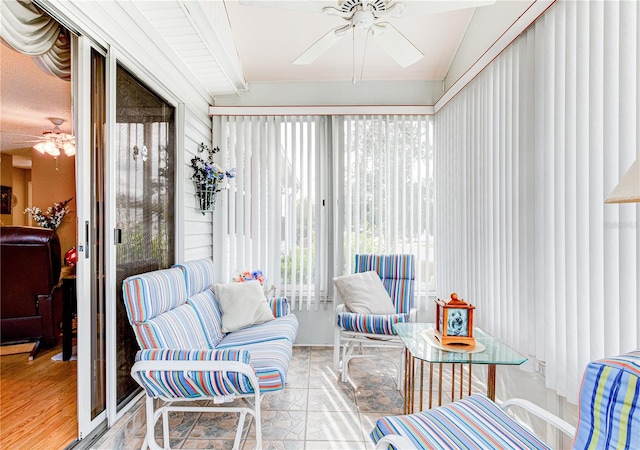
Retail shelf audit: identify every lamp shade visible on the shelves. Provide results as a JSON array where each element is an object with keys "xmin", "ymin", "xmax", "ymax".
[{"xmin": 605, "ymin": 159, "xmax": 640, "ymax": 203}]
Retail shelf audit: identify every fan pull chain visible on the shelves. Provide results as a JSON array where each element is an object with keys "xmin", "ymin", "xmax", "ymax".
[
  {"xmin": 352, "ymin": 26, "xmax": 356, "ymax": 84},
  {"xmin": 360, "ymin": 29, "xmax": 371, "ymax": 82}
]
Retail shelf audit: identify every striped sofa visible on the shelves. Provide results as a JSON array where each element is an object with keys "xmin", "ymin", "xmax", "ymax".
[
  {"xmin": 370, "ymin": 350, "xmax": 640, "ymax": 449},
  {"xmin": 122, "ymin": 258, "xmax": 298, "ymax": 450}
]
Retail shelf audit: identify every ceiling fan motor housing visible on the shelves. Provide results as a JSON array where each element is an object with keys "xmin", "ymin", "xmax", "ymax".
[
  {"xmin": 352, "ymin": 10, "xmax": 375, "ymax": 29},
  {"xmin": 340, "ymin": 0, "xmax": 388, "ymax": 15}
]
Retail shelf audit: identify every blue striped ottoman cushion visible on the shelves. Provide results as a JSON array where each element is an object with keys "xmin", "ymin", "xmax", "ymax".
[
  {"xmin": 337, "ymin": 311, "xmax": 409, "ymax": 334},
  {"xmin": 370, "ymin": 394, "xmax": 551, "ymax": 450},
  {"xmin": 134, "ymin": 348, "xmax": 255, "ymax": 399},
  {"xmin": 572, "ymin": 350, "xmax": 640, "ymax": 449}
]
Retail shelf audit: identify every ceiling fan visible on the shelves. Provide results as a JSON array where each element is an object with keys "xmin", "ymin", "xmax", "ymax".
[
  {"xmin": 9, "ymin": 118, "xmax": 75, "ymax": 157},
  {"xmin": 239, "ymin": 0, "xmax": 497, "ymax": 68}
]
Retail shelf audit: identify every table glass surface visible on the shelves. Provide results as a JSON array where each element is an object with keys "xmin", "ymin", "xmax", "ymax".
[{"xmin": 393, "ymin": 322, "xmax": 527, "ymax": 365}]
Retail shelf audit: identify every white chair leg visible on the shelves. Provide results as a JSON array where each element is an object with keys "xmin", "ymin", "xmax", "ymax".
[
  {"xmin": 333, "ymin": 326, "xmax": 342, "ymax": 370},
  {"xmin": 162, "ymin": 407, "xmax": 170, "ymax": 449},
  {"xmin": 233, "ymin": 411, "xmax": 247, "ymax": 450}
]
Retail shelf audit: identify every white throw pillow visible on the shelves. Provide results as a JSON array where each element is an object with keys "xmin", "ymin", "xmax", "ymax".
[
  {"xmin": 333, "ymin": 270, "xmax": 396, "ymax": 314},
  {"xmin": 212, "ymin": 280, "xmax": 274, "ymax": 333}
]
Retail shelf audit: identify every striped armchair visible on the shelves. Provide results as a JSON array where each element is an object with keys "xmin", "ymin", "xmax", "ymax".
[
  {"xmin": 333, "ymin": 254, "xmax": 416, "ymax": 389},
  {"xmin": 370, "ymin": 350, "xmax": 640, "ymax": 449}
]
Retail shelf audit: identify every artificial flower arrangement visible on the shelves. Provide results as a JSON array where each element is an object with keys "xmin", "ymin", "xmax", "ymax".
[
  {"xmin": 24, "ymin": 197, "xmax": 73, "ymax": 231},
  {"xmin": 233, "ymin": 269, "xmax": 265, "ymax": 285},
  {"xmin": 190, "ymin": 142, "xmax": 235, "ymax": 213},
  {"xmin": 233, "ymin": 269, "xmax": 276, "ymax": 297}
]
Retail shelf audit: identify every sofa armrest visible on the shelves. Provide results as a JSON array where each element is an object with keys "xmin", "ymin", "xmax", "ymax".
[
  {"xmin": 132, "ymin": 348, "xmax": 260, "ymax": 401},
  {"xmin": 266, "ymin": 296, "xmax": 290, "ymax": 317},
  {"xmin": 501, "ymin": 398, "xmax": 576, "ymax": 438},
  {"xmin": 374, "ymin": 434, "xmax": 418, "ymax": 450}
]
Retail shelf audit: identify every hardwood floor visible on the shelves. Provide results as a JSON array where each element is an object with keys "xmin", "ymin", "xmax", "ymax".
[{"xmin": 0, "ymin": 344, "xmax": 77, "ymax": 450}]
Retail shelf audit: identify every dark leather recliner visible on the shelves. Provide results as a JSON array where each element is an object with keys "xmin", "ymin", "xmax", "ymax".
[{"xmin": 0, "ymin": 226, "xmax": 63, "ymax": 350}]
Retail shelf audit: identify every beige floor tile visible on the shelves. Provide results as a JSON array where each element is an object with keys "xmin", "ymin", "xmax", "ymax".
[
  {"xmin": 246, "ymin": 410, "xmax": 307, "ymax": 441},
  {"xmin": 304, "ymin": 441, "xmax": 367, "ymax": 449},
  {"xmin": 307, "ymin": 387, "xmax": 356, "ymax": 412},
  {"xmin": 242, "ymin": 440, "xmax": 305, "ymax": 450},
  {"xmin": 261, "ymin": 388, "xmax": 307, "ymax": 411},
  {"xmin": 305, "ymin": 410, "xmax": 363, "ymax": 442}
]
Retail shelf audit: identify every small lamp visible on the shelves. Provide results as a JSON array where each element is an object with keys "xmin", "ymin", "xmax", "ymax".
[
  {"xmin": 434, "ymin": 293, "xmax": 476, "ymax": 348},
  {"xmin": 605, "ymin": 159, "xmax": 640, "ymax": 203}
]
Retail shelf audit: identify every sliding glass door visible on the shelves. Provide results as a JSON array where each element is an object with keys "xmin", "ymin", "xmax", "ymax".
[{"xmin": 113, "ymin": 64, "xmax": 175, "ymax": 411}]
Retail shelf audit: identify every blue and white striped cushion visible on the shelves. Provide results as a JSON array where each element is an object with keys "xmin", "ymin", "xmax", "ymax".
[
  {"xmin": 122, "ymin": 267, "xmax": 187, "ymax": 323},
  {"xmin": 134, "ymin": 304, "xmax": 209, "ymax": 349},
  {"xmin": 573, "ymin": 350, "xmax": 640, "ymax": 449},
  {"xmin": 187, "ymin": 289, "xmax": 225, "ymax": 348},
  {"xmin": 337, "ymin": 311, "xmax": 409, "ymax": 334},
  {"xmin": 354, "ymin": 254, "xmax": 415, "ymax": 314},
  {"xmin": 222, "ymin": 339, "xmax": 292, "ymax": 392},
  {"xmin": 267, "ymin": 297, "xmax": 290, "ymax": 317},
  {"xmin": 217, "ymin": 315, "xmax": 298, "ymax": 348},
  {"xmin": 173, "ymin": 259, "xmax": 215, "ymax": 297},
  {"xmin": 134, "ymin": 348, "xmax": 255, "ymax": 399},
  {"xmin": 370, "ymin": 394, "xmax": 551, "ymax": 450}
]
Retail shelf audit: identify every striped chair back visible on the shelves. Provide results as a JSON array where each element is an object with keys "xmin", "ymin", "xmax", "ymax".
[
  {"xmin": 354, "ymin": 254, "xmax": 415, "ymax": 314},
  {"xmin": 173, "ymin": 258, "xmax": 215, "ymax": 297},
  {"xmin": 122, "ymin": 267, "xmax": 209, "ymax": 350},
  {"xmin": 573, "ymin": 350, "xmax": 640, "ymax": 449}
]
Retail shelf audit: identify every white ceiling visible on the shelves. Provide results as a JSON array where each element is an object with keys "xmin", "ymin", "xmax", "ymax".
[
  {"xmin": 224, "ymin": 0, "xmax": 480, "ymax": 83},
  {"xmin": 0, "ymin": 0, "xmax": 540, "ymax": 164}
]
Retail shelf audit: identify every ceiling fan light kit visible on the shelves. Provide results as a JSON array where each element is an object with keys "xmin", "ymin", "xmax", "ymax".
[{"xmin": 33, "ymin": 118, "xmax": 75, "ymax": 157}]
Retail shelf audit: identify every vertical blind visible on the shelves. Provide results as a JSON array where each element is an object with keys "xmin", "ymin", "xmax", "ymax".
[
  {"xmin": 335, "ymin": 115, "xmax": 433, "ymax": 300},
  {"xmin": 213, "ymin": 114, "xmax": 433, "ymax": 311},
  {"xmin": 435, "ymin": 0, "xmax": 639, "ymax": 403},
  {"xmin": 214, "ymin": 116, "xmax": 330, "ymax": 311}
]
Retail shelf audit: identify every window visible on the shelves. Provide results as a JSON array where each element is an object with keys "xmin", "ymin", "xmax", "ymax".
[{"xmin": 216, "ymin": 114, "xmax": 433, "ymax": 310}]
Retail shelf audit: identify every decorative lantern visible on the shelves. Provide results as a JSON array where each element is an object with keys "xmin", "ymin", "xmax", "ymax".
[
  {"xmin": 434, "ymin": 293, "xmax": 476, "ymax": 348},
  {"xmin": 64, "ymin": 247, "xmax": 78, "ymax": 267}
]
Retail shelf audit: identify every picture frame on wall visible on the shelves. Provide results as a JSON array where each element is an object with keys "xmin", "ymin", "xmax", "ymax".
[{"xmin": 0, "ymin": 186, "xmax": 12, "ymax": 214}]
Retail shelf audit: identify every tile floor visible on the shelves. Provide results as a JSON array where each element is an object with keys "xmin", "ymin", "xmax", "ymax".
[{"xmin": 92, "ymin": 346, "xmax": 577, "ymax": 450}]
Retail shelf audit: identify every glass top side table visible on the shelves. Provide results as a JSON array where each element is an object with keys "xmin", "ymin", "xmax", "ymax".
[{"xmin": 394, "ymin": 322, "xmax": 527, "ymax": 413}]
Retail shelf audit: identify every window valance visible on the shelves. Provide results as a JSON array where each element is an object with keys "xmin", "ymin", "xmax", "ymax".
[{"xmin": 0, "ymin": 0, "xmax": 71, "ymax": 81}]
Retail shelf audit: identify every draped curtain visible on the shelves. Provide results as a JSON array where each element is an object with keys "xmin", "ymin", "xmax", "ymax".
[
  {"xmin": 0, "ymin": 0, "xmax": 71, "ymax": 80},
  {"xmin": 435, "ymin": 0, "xmax": 639, "ymax": 403},
  {"xmin": 213, "ymin": 114, "xmax": 433, "ymax": 311}
]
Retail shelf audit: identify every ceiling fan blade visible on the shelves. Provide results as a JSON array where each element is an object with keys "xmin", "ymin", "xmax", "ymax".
[
  {"xmin": 396, "ymin": 0, "xmax": 496, "ymax": 16},
  {"xmin": 238, "ymin": 0, "xmax": 338, "ymax": 14},
  {"xmin": 371, "ymin": 22, "xmax": 423, "ymax": 68},
  {"xmin": 293, "ymin": 25, "xmax": 349, "ymax": 65}
]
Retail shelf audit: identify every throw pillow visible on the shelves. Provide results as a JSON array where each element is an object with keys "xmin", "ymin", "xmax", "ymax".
[
  {"xmin": 212, "ymin": 280, "xmax": 274, "ymax": 333},
  {"xmin": 333, "ymin": 270, "xmax": 396, "ymax": 314}
]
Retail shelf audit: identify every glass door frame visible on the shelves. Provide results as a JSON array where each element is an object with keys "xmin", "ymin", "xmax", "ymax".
[{"xmin": 74, "ymin": 34, "xmax": 108, "ymax": 439}]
